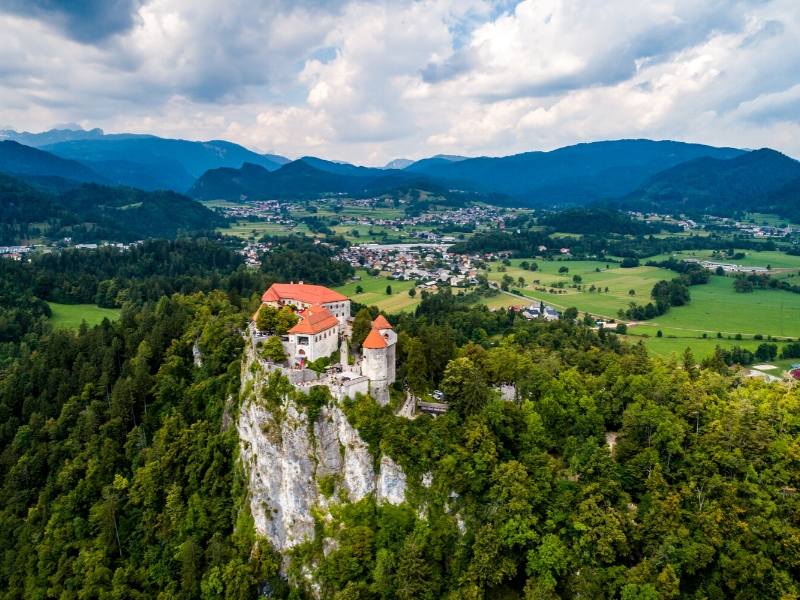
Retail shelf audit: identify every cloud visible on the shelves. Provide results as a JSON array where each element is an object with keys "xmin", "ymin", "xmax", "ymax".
[
  {"xmin": 0, "ymin": 0, "xmax": 797, "ymax": 164},
  {"xmin": 0, "ymin": 0, "xmax": 146, "ymax": 43}
]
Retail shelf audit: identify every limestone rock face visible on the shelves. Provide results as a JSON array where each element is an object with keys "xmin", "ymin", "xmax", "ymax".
[
  {"xmin": 377, "ymin": 455, "xmax": 407, "ymax": 505},
  {"xmin": 239, "ymin": 400, "xmax": 316, "ymax": 551},
  {"xmin": 237, "ymin": 346, "xmax": 407, "ymax": 555}
]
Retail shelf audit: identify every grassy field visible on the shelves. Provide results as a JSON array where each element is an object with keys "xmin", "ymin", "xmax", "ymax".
[
  {"xmin": 628, "ymin": 333, "xmax": 789, "ymax": 359},
  {"xmin": 741, "ymin": 212, "xmax": 800, "ymax": 227},
  {"xmin": 334, "ymin": 271, "xmax": 525, "ymax": 314},
  {"xmin": 483, "ymin": 257, "xmax": 800, "ymax": 364},
  {"xmin": 486, "ymin": 259, "xmax": 671, "ymax": 316},
  {"xmin": 626, "ymin": 276, "xmax": 800, "ymax": 339},
  {"xmin": 49, "ymin": 302, "xmax": 121, "ymax": 330},
  {"xmin": 485, "ymin": 258, "xmax": 800, "ymax": 336},
  {"xmin": 334, "ymin": 271, "xmax": 421, "ymax": 313},
  {"xmin": 648, "ymin": 249, "xmax": 800, "ymax": 271},
  {"xmin": 478, "ymin": 292, "xmax": 529, "ymax": 310},
  {"xmin": 221, "ymin": 220, "xmax": 311, "ymax": 240}
]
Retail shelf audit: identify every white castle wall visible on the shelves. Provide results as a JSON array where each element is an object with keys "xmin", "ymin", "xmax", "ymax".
[{"xmin": 290, "ymin": 326, "xmax": 339, "ymax": 363}]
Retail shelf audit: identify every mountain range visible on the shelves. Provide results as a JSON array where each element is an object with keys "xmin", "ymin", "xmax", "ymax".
[
  {"xmin": 1, "ymin": 127, "xmax": 289, "ymax": 192},
  {"xmin": 405, "ymin": 140, "xmax": 746, "ymax": 203},
  {"xmin": 1, "ymin": 127, "xmax": 799, "ymax": 220}
]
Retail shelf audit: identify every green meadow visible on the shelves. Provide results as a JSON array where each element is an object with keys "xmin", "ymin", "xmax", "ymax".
[
  {"xmin": 335, "ymin": 270, "xmax": 421, "ymax": 313},
  {"xmin": 334, "ymin": 270, "xmax": 524, "ymax": 314},
  {"xmin": 485, "ymin": 259, "xmax": 670, "ymax": 316},
  {"xmin": 484, "ymin": 257, "xmax": 800, "ymax": 363},
  {"xmin": 49, "ymin": 302, "xmax": 121, "ymax": 330},
  {"xmin": 648, "ymin": 249, "xmax": 800, "ymax": 271},
  {"xmin": 630, "ymin": 277, "xmax": 800, "ymax": 339},
  {"xmin": 222, "ymin": 220, "xmax": 311, "ymax": 239}
]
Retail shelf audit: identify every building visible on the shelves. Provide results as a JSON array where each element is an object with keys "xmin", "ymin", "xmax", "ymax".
[
  {"xmin": 361, "ymin": 315, "xmax": 397, "ymax": 388},
  {"xmin": 283, "ymin": 304, "xmax": 340, "ymax": 364},
  {"xmin": 254, "ymin": 282, "xmax": 397, "ymax": 403},
  {"xmin": 261, "ymin": 282, "xmax": 350, "ymax": 326}
]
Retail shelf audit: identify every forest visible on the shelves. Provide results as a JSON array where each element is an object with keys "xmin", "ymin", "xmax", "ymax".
[
  {"xmin": 0, "ymin": 172, "xmax": 224, "ymax": 244},
  {"xmin": 0, "ymin": 236, "xmax": 799, "ymax": 599}
]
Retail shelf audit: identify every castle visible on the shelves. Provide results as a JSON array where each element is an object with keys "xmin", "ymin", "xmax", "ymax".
[{"xmin": 253, "ymin": 282, "xmax": 396, "ymax": 403}]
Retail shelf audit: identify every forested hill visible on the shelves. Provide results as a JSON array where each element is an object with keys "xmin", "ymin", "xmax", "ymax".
[
  {"xmin": 404, "ymin": 139, "xmax": 745, "ymax": 204},
  {"xmin": 1, "ymin": 249, "xmax": 799, "ymax": 596},
  {"xmin": 620, "ymin": 148, "xmax": 800, "ymax": 218},
  {"xmin": 536, "ymin": 207, "xmax": 674, "ymax": 235},
  {"xmin": 0, "ymin": 173, "xmax": 225, "ymax": 243},
  {"xmin": 188, "ymin": 159, "xmax": 452, "ymax": 201},
  {"xmin": 0, "ymin": 234, "xmax": 799, "ymax": 596},
  {"xmin": 0, "ymin": 234, "xmax": 364, "ymax": 597},
  {"xmin": 0, "ymin": 140, "xmax": 107, "ymax": 184}
]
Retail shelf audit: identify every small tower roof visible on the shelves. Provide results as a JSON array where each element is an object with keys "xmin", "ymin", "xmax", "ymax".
[
  {"xmin": 363, "ymin": 328, "xmax": 388, "ymax": 349},
  {"xmin": 372, "ymin": 314, "xmax": 392, "ymax": 330}
]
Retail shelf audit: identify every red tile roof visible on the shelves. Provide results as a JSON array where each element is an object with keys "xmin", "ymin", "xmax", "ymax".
[
  {"xmin": 289, "ymin": 304, "xmax": 339, "ymax": 335},
  {"xmin": 262, "ymin": 283, "xmax": 347, "ymax": 305},
  {"xmin": 372, "ymin": 314, "xmax": 392, "ymax": 330},
  {"xmin": 363, "ymin": 328, "xmax": 388, "ymax": 349}
]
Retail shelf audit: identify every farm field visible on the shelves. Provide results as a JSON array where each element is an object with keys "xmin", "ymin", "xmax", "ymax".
[
  {"xmin": 477, "ymin": 292, "xmax": 528, "ymax": 310},
  {"xmin": 628, "ymin": 333, "xmax": 787, "ymax": 359},
  {"xmin": 334, "ymin": 271, "xmax": 523, "ymax": 314},
  {"xmin": 486, "ymin": 259, "xmax": 800, "ymax": 337},
  {"xmin": 485, "ymin": 259, "xmax": 672, "ymax": 316},
  {"xmin": 334, "ymin": 271, "xmax": 421, "ymax": 313},
  {"xmin": 636, "ymin": 276, "xmax": 800, "ymax": 339},
  {"xmin": 741, "ymin": 212, "xmax": 800, "ymax": 227},
  {"xmin": 48, "ymin": 302, "xmax": 121, "ymax": 330},
  {"xmin": 484, "ymin": 258, "xmax": 800, "ymax": 362},
  {"xmin": 222, "ymin": 220, "xmax": 310, "ymax": 239},
  {"xmin": 648, "ymin": 249, "xmax": 800, "ymax": 271}
]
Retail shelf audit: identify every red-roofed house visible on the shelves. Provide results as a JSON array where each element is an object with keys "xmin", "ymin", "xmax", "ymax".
[
  {"xmin": 262, "ymin": 282, "xmax": 350, "ymax": 326},
  {"xmin": 281, "ymin": 304, "xmax": 341, "ymax": 363}
]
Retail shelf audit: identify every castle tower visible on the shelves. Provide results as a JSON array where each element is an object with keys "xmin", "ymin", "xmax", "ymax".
[{"xmin": 361, "ymin": 315, "xmax": 396, "ymax": 390}]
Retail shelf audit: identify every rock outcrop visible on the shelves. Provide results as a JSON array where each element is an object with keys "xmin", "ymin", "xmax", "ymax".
[{"xmin": 237, "ymin": 345, "xmax": 407, "ymax": 556}]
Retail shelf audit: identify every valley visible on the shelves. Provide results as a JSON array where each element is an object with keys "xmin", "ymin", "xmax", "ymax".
[
  {"xmin": 3, "ymin": 128, "xmax": 800, "ymax": 600},
  {"xmin": 4, "ymin": 3, "xmax": 800, "ymax": 597}
]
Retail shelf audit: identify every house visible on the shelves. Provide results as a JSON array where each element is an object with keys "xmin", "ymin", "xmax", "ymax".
[
  {"xmin": 521, "ymin": 303, "xmax": 560, "ymax": 321},
  {"xmin": 282, "ymin": 304, "xmax": 340, "ymax": 364},
  {"xmin": 543, "ymin": 307, "xmax": 560, "ymax": 321}
]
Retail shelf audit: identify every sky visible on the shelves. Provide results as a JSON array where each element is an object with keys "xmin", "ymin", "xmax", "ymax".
[{"xmin": 1, "ymin": 0, "xmax": 798, "ymax": 165}]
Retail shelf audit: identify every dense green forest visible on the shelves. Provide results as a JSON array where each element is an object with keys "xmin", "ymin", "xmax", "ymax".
[
  {"xmin": 1, "ymin": 237, "xmax": 799, "ymax": 598},
  {"xmin": 536, "ymin": 208, "xmax": 673, "ymax": 236},
  {"xmin": 0, "ymin": 172, "xmax": 224, "ymax": 244}
]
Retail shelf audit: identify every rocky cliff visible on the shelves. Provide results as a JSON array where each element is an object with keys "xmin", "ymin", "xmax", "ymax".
[{"xmin": 237, "ymin": 344, "xmax": 407, "ymax": 558}]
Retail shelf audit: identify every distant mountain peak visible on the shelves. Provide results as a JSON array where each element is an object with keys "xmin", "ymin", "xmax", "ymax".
[
  {"xmin": 383, "ymin": 158, "xmax": 413, "ymax": 169},
  {"xmin": 431, "ymin": 154, "xmax": 469, "ymax": 162}
]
